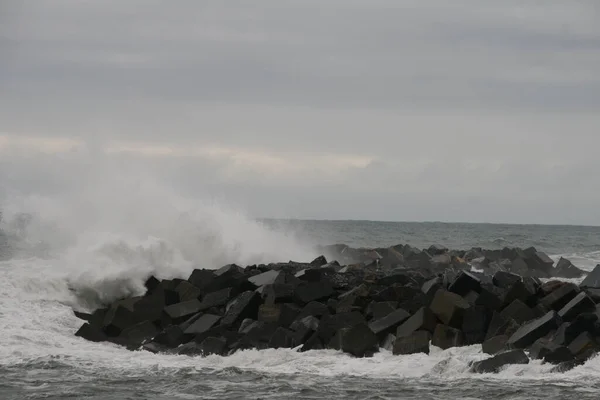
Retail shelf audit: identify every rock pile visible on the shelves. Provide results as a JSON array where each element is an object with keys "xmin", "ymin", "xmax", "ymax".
[{"xmin": 73, "ymin": 244, "xmax": 599, "ymax": 374}]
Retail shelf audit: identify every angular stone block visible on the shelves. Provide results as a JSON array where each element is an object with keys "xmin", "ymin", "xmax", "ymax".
[
  {"xmin": 432, "ymin": 324, "xmax": 464, "ymax": 350},
  {"xmin": 393, "ymin": 330, "xmax": 431, "ymax": 355},
  {"xmin": 507, "ymin": 311, "xmax": 562, "ymax": 349},
  {"xmin": 471, "ymin": 350, "xmax": 529, "ymax": 373}
]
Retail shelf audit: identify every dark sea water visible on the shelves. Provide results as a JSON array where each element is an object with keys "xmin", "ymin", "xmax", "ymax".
[{"xmin": 2, "ymin": 216, "xmax": 600, "ymax": 400}]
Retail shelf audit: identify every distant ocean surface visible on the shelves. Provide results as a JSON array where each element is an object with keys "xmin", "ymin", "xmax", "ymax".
[{"xmin": 2, "ymin": 216, "xmax": 600, "ymax": 400}]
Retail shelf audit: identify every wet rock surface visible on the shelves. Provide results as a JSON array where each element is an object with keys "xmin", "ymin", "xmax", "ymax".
[{"xmin": 72, "ymin": 243, "xmax": 599, "ymax": 373}]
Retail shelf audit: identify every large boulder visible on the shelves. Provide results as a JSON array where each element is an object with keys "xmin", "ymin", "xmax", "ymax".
[
  {"xmin": 183, "ymin": 314, "xmax": 221, "ymax": 336},
  {"xmin": 221, "ymin": 291, "xmax": 262, "ymax": 327},
  {"xmin": 396, "ymin": 307, "xmax": 438, "ymax": 338},
  {"xmin": 539, "ymin": 283, "xmax": 580, "ymax": 311},
  {"xmin": 580, "ymin": 265, "xmax": 600, "ymax": 289},
  {"xmin": 500, "ymin": 300, "xmax": 536, "ymax": 325},
  {"xmin": 366, "ymin": 301, "xmax": 398, "ymax": 320},
  {"xmin": 558, "ymin": 292, "xmax": 596, "ymax": 322},
  {"xmin": 554, "ymin": 258, "xmax": 585, "ymax": 279},
  {"xmin": 568, "ymin": 331, "xmax": 600, "ymax": 361},
  {"xmin": 462, "ymin": 305, "xmax": 490, "ymax": 345},
  {"xmin": 470, "ymin": 349, "xmax": 529, "ymax": 373},
  {"xmin": 393, "ymin": 330, "xmax": 431, "ymax": 355},
  {"xmin": 75, "ymin": 323, "xmax": 107, "ymax": 342},
  {"xmin": 430, "ymin": 289, "xmax": 471, "ymax": 328},
  {"xmin": 368, "ymin": 308, "xmax": 410, "ymax": 339},
  {"xmin": 318, "ymin": 311, "xmax": 365, "ymax": 343},
  {"xmin": 162, "ymin": 300, "xmax": 203, "ymax": 326},
  {"xmin": 448, "ymin": 271, "xmax": 481, "ymax": 296},
  {"xmin": 507, "ymin": 311, "xmax": 562, "ymax": 349},
  {"xmin": 432, "ymin": 324, "xmax": 463, "ymax": 350},
  {"xmin": 482, "ymin": 335, "xmax": 509, "ymax": 355},
  {"xmin": 294, "ymin": 281, "xmax": 335, "ymax": 304},
  {"xmin": 330, "ymin": 323, "xmax": 378, "ymax": 357},
  {"xmin": 485, "ymin": 312, "xmax": 520, "ymax": 341}
]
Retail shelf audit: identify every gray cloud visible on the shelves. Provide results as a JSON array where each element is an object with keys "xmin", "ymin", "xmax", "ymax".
[{"xmin": 1, "ymin": 0, "xmax": 600, "ymax": 224}]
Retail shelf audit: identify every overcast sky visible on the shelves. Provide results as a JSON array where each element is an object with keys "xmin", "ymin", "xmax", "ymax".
[{"xmin": 1, "ymin": 1, "xmax": 600, "ymax": 224}]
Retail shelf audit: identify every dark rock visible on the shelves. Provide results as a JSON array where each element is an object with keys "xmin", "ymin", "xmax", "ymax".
[
  {"xmin": 103, "ymin": 305, "xmax": 137, "ymax": 337},
  {"xmin": 568, "ymin": 332, "xmax": 600, "ymax": 361},
  {"xmin": 318, "ymin": 311, "xmax": 365, "ymax": 343},
  {"xmin": 310, "ymin": 255, "xmax": 328, "ymax": 267},
  {"xmin": 187, "ymin": 269, "xmax": 217, "ymax": 292},
  {"xmin": 485, "ymin": 312, "xmax": 520, "ymax": 341},
  {"xmin": 298, "ymin": 301, "xmax": 330, "ymax": 319},
  {"xmin": 508, "ymin": 311, "xmax": 562, "ymax": 349},
  {"xmin": 74, "ymin": 310, "xmax": 91, "ymax": 321},
  {"xmin": 368, "ymin": 308, "xmax": 410, "ymax": 338},
  {"xmin": 471, "ymin": 349, "xmax": 529, "ymax": 373},
  {"xmin": 300, "ymin": 332, "xmax": 324, "ymax": 352},
  {"xmin": 153, "ymin": 325, "xmax": 186, "ymax": 348},
  {"xmin": 550, "ymin": 359, "xmax": 585, "ymax": 373},
  {"xmin": 221, "ymin": 291, "xmax": 262, "ymax": 327},
  {"xmin": 118, "ymin": 320, "xmax": 159, "ymax": 347},
  {"xmin": 258, "ymin": 303, "xmax": 300, "ymax": 328},
  {"xmin": 295, "ymin": 268, "xmax": 333, "ymax": 282},
  {"xmin": 269, "ymin": 327, "xmax": 295, "ymax": 348},
  {"xmin": 393, "ymin": 330, "xmax": 431, "ymax": 355},
  {"xmin": 381, "ymin": 333, "xmax": 396, "ymax": 351},
  {"xmin": 144, "ymin": 275, "xmax": 161, "ymax": 295},
  {"xmin": 249, "ymin": 270, "xmax": 286, "ymax": 287},
  {"xmin": 132, "ymin": 291, "xmax": 173, "ymax": 325},
  {"xmin": 428, "ymin": 244, "xmax": 448, "ymax": 255},
  {"xmin": 503, "ymin": 280, "xmax": 537, "ymax": 307},
  {"xmin": 530, "ymin": 341, "xmax": 574, "ymax": 364},
  {"xmin": 500, "ymin": 300, "xmax": 536, "ymax": 325},
  {"xmin": 421, "ymin": 277, "xmax": 442, "ymax": 298},
  {"xmin": 183, "ymin": 314, "xmax": 221, "ymax": 336},
  {"xmin": 142, "ymin": 342, "xmax": 167, "ymax": 354},
  {"xmin": 493, "ymin": 271, "xmax": 521, "ymax": 289},
  {"xmin": 448, "ymin": 271, "xmax": 481, "ymax": 296},
  {"xmin": 554, "ymin": 257, "xmax": 585, "ymax": 279},
  {"xmin": 474, "ymin": 286, "xmax": 504, "ymax": 312},
  {"xmin": 462, "ymin": 306, "xmax": 490, "ymax": 345},
  {"xmin": 558, "ymin": 292, "xmax": 596, "ymax": 322},
  {"xmin": 336, "ymin": 284, "xmax": 370, "ymax": 313},
  {"xmin": 430, "ymin": 289, "xmax": 471, "ymax": 328},
  {"xmin": 399, "ymin": 292, "xmax": 430, "ymax": 314},
  {"xmin": 198, "ymin": 337, "xmax": 228, "ymax": 356},
  {"xmin": 294, "ymin": 281, "xmax": 335, "ymax": 304},
  {"xmin": 550, "ymin": 313, "xmax": 599, "ymax": 347},
  {"xmin": 482, "ymin": 335, "xmax": 509, "ymax": 355},
  {"xmin": 509, "ymin": 257, "xmax": 530, "ymax": 276},
  {"xmin": 366, "ymin": 301, "xmax": 398, "ymax": 320},
  {"xmin": 199, "ymin": 288, "xmax": 235, "ymax": 310},
  {"xmin": 540, "ymin": 283, "xmax": 579, "ymax": 311},
  {"xmin": 175, "ymin": 281, "xmax": 202, "ymax": 302},
  {"xmin": 584, "ymin": 288, "xmax": 600, "ymax": 303},
  {"xmin": 330, "ymin": 323, "xmax": 378, "ymax": 357},
  {"xmin": 263, "ymin": 284, "xmax": 296, "ymax": 304},
  {"xmin": 432, "ymin": 324, "xmax": 464, "ymax": 350},
  {"xmin": 581, "ymin": 265, "xmax": 600, "ymax": 288},
  {"xmin": 75, "ymin": 323, "xmax": 107, "ymax": 342},
  {"xmin": 396, "ymin": 307, "xmax": 438, "ymax": 337},
  {"xmin": 290, "ymin": 316, "xmax": 319, "ymax": 345},
  {"xmin": 163, "ymin": 300, "xmax": 203, "ymax": 326}
]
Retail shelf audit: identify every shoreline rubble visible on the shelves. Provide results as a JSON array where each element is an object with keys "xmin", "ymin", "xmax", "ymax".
[{"xmin": 73, "ymin": 243, "xmax": 600, "ymax": 374}]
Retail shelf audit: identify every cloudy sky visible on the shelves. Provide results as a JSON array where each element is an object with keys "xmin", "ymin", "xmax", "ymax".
[{"xmin": 1, "ymin": 1, "xmax": 600, "ymax": 224}]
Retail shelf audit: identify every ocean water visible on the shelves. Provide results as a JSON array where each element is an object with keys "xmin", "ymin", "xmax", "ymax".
[{"xmin": 2, "ymin": 200, "xmax": 600, "ymax": 399}]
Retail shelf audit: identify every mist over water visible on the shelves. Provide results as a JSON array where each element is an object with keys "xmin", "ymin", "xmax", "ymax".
[{"xmin": 0, "ymin": 154, "xmax": 317, "ymax": 309}]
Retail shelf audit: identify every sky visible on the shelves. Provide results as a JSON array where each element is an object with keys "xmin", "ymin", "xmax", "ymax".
[{"xmin": 1, "ymin": 1, "xmax": 600, "ymax": 224}]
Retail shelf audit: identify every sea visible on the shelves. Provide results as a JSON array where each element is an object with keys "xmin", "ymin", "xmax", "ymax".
[{"xmin": 2, "ymin": 206, "xmax": 600, "ymax": 399}]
